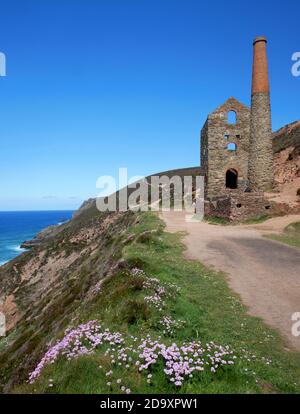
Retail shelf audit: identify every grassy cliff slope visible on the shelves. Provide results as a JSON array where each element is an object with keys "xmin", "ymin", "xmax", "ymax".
[
  {"xmin": 0, "ymin": 159, "xmax": 300, "ymax": 393},
  {"xmin": 1, "ymin": 212, "xmax": 299, "ymax": 394}
]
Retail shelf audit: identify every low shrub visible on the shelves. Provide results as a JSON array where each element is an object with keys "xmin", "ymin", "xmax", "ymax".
[{"xmin": 121, "ymin": 300, "xmax": 151, "ymax": 325}]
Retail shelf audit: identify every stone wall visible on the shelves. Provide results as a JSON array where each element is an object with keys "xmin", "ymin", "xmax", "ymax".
[
  {"xmin": 248, "ymin": 92, "xmax": 274, "ymax": 191},
  {"xmin": 200, "ymin": 97, "xmax": 250, "ymax": 199},
  {"xmin": 206, "ymin": 192, "xmax": 272, "ymax": 222}
]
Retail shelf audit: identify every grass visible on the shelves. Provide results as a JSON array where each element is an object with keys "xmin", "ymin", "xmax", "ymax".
[
  {"xmin": 204, "ymin": 216, "xmax": 230, "ymax": 225},
  {"xmin": 203, "ymin": 214, "xmax": 271, "ymax": 226},
  {"xmin": 12, "ymin": 213, "xmax": 300, "ymax": 394},
  {"xmin": 266, "ymin": 221, "xmax": 300, "ymax": 249},
  {"xmin": 242, "ymin": 215, "xmax": 271, "ymax": 225}
]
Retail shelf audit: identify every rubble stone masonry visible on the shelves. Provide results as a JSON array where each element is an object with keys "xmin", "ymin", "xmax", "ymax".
[
  {"xmin": 248, "ymin": 37, "xmax": 274, "ymax": 191},
  {"xmin": 201, "ymin": 97, "xmax": 250, "ymax": 199}
]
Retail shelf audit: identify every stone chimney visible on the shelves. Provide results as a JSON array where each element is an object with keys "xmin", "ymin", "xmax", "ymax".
[{"xmin": 248, "ymin": 36, "xmax": 274, "ymax": 191}]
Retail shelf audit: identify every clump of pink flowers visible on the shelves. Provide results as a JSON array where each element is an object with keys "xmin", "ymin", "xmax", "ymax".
[
  {"xmin": 144, "ymin": 294, "xmax": 165, "ymax": 309},
  {"xmin": 159, "ymin": 316, "xmax": 185, "ymax": 335},
  {"xmin": 129, "ymin": 267, "xmax": 181, "ymax": 310},
  {"xmin": 136, "ymin": 337, "xmax": 236, "ymax": 386},
  {"xmin": 28, "ymin": 321, "xmax": 124, "ymax": 384},
  {"xmin": 130, "ymin": 268, "xmax": 145, "ymax": 277},
  {"xmin": 29, "ymin": 321, "xmax": 238, "ymax": 390},
  {"xmin": 104, "ymin": 334, "xmax": 237, "ymax": 388},
  {"xmin": 91, "ymin": 280, "xmax": 102, "ymax": 294},
  {"xmin": 130, "ymin": 268, "xmax": 180, "ymax": 297},
  {"xmin": 28, "ymin": 269, "xmax": 265, "ymax": 391}
]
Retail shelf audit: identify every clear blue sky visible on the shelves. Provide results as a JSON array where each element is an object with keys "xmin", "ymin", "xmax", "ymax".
[{"xmin": 0, "ymin": 0, "xmax": 299, "ymax": 211}]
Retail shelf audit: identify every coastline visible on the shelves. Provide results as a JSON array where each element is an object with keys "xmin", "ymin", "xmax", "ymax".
[
  {"xmin": 20, "ymin": 220, "xmax": 69, "ymax": 249},
  {"xmin": 0, "ymin": 211, "xmax": 74, "ymax": 267},
  {"xmin": 0, "ymin": 245, "xmax": 26, "ymax": 266}
]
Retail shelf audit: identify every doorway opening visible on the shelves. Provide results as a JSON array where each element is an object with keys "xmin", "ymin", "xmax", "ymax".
[{"xmin": 226, "ymin": 169, "xmax": 238, "ymax": 189}]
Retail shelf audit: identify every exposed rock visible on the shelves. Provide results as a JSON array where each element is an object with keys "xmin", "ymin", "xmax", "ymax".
[
  {"xmin": 20, "ymin": 222, "xmax": 70, "ymax": 250},
  {"xmin": 0, "ymin": 204, "xmax": 136, "ymax": 392},
  {"xmin": 0, "ymin": 122, "xmax": 299, "ymax": 390},
  {"xmin": 20, "ymin": 240, "xmax": 39, "ymax": 249},
  {"xmin": 273, "ymin": 145, "xmax": 300, "ymax": 186},
  {"xmin": 268, "ymin": 122, "xmax": 300, "ymax": 212},
  {"xmin": 0, "ymin": 295, "xmax": 19, "ymax": 332},
  {"xmin": 273, "ymin": 120, "xmax": 300, "ymax": 153}
]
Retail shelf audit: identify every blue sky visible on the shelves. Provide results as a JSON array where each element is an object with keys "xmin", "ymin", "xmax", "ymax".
[{"xmin": 0, "ymin": 0, "xmax": 299, "ymax": 211}]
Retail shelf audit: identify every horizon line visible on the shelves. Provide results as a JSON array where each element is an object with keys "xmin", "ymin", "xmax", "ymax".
[{"xmin": 0, "ymin": 209, "xmax": 75, "ymax": 213}]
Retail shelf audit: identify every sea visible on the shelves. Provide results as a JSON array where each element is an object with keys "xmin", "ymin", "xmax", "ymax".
[{"xmin": 0, "ymin": 211, "xmax": 74, "ymax": 266}]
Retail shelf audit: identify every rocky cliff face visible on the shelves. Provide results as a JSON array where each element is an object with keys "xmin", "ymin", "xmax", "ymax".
[
  {"xmin": 0, "ymin": 166, "xmax": 201, "ymax": 391},
  {"xmin": 273, "ymin": 121, "xmax": 300, "ymax": 186},
  {"xmin": 273, "ymin": 121, "xmax": 300, "ymax": 153},
  {"xmin": 267, "ymin": 121, "xmax": 300, "ymax": 212},
  {"xmin": 0, "ymin": 203, "xmax": 136, "ymax": 391},
  {"xmin": 0, "ymin": 126, "xmax": 299, "ymax": 391}
]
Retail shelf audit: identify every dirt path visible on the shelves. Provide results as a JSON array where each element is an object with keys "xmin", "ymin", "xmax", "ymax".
[{"xmin": 161, "ymin": 211, "xmax": 300, "ymax": 351}]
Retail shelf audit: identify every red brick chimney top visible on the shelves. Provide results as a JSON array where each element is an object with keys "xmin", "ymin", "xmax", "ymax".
[
  {"xmin": 253, "ymin": 36, "xmax": 267, "ymax": 45},
  {"xmin": 251, "ymin": 36, "xmax": 270, "ymax": 94}
]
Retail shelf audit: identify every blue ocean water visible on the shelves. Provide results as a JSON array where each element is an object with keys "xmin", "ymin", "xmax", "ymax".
[{"xmin": 0, "ymin": 211, "xmax": 74, "ymax": 266}]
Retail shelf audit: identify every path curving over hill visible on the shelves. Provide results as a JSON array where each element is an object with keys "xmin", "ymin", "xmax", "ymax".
[{"xmin": 161, "ymin": 211, "xmax": 300, "ymax": 351}]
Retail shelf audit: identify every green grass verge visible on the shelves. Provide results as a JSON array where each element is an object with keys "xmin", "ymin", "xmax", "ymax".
[
  {"xmin": 12, "ymin": 213, "xmax": 300, "ymax": 394},
  {"xmin": 204, "ymin": 216, "xmax": 230, "ymax": 225},
  {"xmin": 242, "ymin": 215, "xmax": 271, "ymax": 225},
  {"xmin": 266, "ymin": 221, "xmax": 300, "ymax": 249}
]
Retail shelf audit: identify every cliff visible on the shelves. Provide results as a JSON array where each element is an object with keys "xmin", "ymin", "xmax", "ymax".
[
  {"xmin": 0, "ymin": 166, "xmax": 200, "ymax": 391},
  {"xmin": 272, "ymin": 122, "xmax": 300, "ymax": 187},
  {"xmin": 0, "ymin": 203, "xmax": 138, "ymax": 390},
  {"xmin": 273, "ymin": 120, "xmax": 300, "ymax": 153},
  {"xmin": 0, "ymin": 126, "xmax": 299, "ymax": 392}
]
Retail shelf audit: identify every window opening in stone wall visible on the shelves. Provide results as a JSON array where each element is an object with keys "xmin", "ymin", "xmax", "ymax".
[
  {"xmin": 227, "ymin": 142, "xmax": 237, "ymax": 151},
  {"xmin": 227, "ymin": 110, "xmax": 236, "ymax": 124}
]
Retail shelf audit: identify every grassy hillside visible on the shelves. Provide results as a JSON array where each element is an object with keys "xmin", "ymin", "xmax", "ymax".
[
  {"xmin": 0, "ymin": 166, "xmax": 200, "ymax": 393},
  {"xmin": 1, "ymin": 160, "xmax": 299, "ymax": 394},
  {"xmin": 0, "ymin": 207, "xmax": 136, "ymax": 392},
  {"xmin": 273, "ymin": 121, "xmax": 300, "ymax": 153},
  {"xmin": 75, "ymin": 166, "xmax": 202, "ymax": 213},
  {"xmin": 10, "ymin": 212, "xmax": 300, "ymax": 394}
]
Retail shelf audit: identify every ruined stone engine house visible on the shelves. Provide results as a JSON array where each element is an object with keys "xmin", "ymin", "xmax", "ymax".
[{"xmin": 201, "ymin": 37, "xmax": 274, "ymax": 221}]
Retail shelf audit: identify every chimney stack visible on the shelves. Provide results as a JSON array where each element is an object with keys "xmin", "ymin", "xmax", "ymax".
[{"xmin": 248, "ymin": 36, "xmax": 274, "ymax": 191}]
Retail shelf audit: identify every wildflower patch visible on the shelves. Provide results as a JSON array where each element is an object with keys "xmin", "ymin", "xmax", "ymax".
[{"xmin": 29, "ymin": 320, "xmax": 259, "ymax": 393}]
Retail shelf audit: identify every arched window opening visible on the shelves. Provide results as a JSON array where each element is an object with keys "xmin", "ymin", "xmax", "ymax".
[
  {"xmin": 226, "ymin": 169, "xmax": 238, "ymax": 189},
  {"xmin": 227, "ymin": 110, "xmax": 237, "ymax": 124},
  {"xmin": 227, "ymin": 142, "xmax": 237, "ymax": 151}
]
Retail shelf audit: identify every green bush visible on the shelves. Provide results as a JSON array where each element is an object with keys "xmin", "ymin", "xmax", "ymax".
[{"xmin": 121, "ymin": 299, "xmax": 150, "ymax": 325}]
